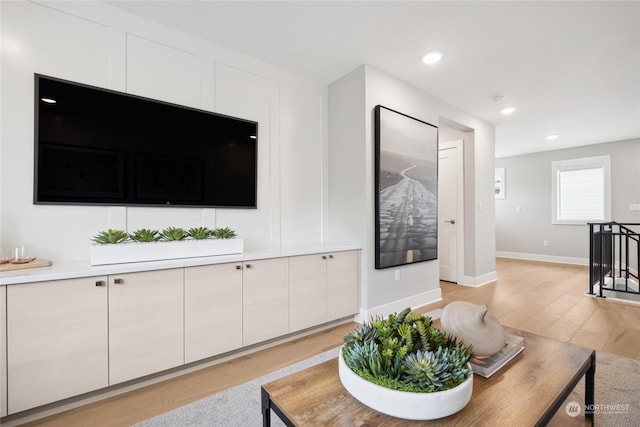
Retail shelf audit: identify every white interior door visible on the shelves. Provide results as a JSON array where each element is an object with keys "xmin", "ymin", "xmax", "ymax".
[{"xmin": 438, "ymin": 141, "xmax": 463, "ymax": 283}]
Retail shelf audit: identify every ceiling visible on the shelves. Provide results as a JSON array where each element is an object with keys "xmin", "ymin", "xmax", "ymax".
[{"xmin": 106, "ymin": 1, "xmax": 640, "ymax": 158}]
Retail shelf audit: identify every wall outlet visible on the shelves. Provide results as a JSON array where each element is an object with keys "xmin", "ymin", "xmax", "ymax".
[
  {"xmin": 394, "ymin": 270, "xmax": 400, "ymax": 281},
  {"xmin": 543, "ymin": 240, "xmax": 549, "ymax": 247}
]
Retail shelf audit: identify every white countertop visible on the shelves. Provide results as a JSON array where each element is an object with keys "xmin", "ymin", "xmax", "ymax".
[{"xmin": 0, "ymin": 243, "xmax": 361, "ymax": 285}]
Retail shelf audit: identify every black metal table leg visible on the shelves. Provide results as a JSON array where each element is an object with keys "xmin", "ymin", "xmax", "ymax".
[
  {"xmin": 261, "ymin": 386, "xmax": 271, "ymax": 427},
  {"xmin": 585, "ymin": 351, "xmax": 596, "ymax": 422},
  {"xmin": 261, "ymin": 385, "xmax": 296, "ymax": 427}
]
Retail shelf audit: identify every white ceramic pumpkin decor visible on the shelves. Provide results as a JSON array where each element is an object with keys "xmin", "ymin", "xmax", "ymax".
[{"xmin": 440, "ymin": 301, "xmax": 505, "ymax": 356}]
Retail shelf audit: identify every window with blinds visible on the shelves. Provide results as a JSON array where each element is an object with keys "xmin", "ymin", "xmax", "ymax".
[{"xmin": 551, "ymin": 155, "xmax": 611, "ymax": 224}]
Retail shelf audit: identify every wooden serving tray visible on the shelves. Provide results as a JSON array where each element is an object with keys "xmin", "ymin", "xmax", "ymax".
[{"xmin": 0, "ymin": 259, "xmax": 52, "ymax": 272}]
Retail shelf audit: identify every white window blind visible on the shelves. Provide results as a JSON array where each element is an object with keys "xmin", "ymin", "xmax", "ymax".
[
  {"xmin": 557, "ymin": 168, "xmax": 604, "ymax": 221},
  {"xmin": 551, "ymin": 155, "xmax": 611, "ymax": 224}
]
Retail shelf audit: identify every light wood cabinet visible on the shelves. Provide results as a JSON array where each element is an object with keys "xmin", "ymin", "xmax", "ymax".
[
  {"xmin": 6, "ymin": 277, "xmax": 108, "ymax": 414},
  {"xmin": 326, "ymin": 250, "xmax": 359, "ymax": 321},
  {"xmin": 289, "ymin": 254, "xmax": 327, "ymax": 332},
  {"xmin": 184, "ymin": 263, "xmax": 243, "ymax": 363},
  {"xmin": 108, "ymin": 269, "xmax": 184, "ymax": 385},
  {"xmin": 1, "ymin": 286, "xmax": 6, "ymax": 417},
  {"xmin": 242, "ymin": 258, "xmax": 289, "ymax": 346},
  {"xmin": 289, "ymin": 250, "xmax": 359, "ymax": 331},
  {"xmin": 0, "ymin": 247, "xmax": 359, "ymax": 414}
]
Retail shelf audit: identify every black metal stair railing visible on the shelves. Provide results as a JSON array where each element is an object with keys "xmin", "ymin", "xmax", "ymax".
[{"xmin": 589, "ymin": 222, "xmax": 640, "ymax": 298}]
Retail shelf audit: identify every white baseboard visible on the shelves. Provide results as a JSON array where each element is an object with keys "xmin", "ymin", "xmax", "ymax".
[
  {"xmin": 354, "ymin": 288, "xmax": 442, "ymax": 323},
  {"xmin": 459, "ymin": 271, "xmax": 497, "ymax": 287},
  {"xmin": 496, "ymin": 251, "xmax": 588, "ymax": 266}
]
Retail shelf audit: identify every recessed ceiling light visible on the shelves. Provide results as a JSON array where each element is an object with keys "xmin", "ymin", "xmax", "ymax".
[
  {"xmin": 546, "ymin": 134, "xmax": 559, "ymax": 141},
  {"xmin": 250, "ymin": 135, "xmax": 257, "ymax": 139},
  {"xmin": 492, "ymin": 95, "xmax": 505, "ymax": 103},
  {"xmin": 500, "ymin": 106, "xmax": 516, "ymax": 115},
  {"xmin": 422, "ymin": 50, "xmax": 444, "ymax": 65},
  {"xmin": 41, "ymin": 97, "xmax": 57, "ymax": 104}
]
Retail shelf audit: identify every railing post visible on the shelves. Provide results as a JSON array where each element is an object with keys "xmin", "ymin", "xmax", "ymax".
[
  {"xmin": 599, "ymin": 223, "xmax": 605, "ymax": 297},
  {"xmin": 589, "ymin": 223, "xmax": 595, "ymax": 295},
  {"xmin": 617, "ymin": 223, "xmax": 622, "ymax": 286}
]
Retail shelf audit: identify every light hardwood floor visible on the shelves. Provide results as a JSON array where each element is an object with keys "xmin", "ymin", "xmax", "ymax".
[{"xmin": 18, "ymin": 258, "xmax": 640, "ymax": 426}]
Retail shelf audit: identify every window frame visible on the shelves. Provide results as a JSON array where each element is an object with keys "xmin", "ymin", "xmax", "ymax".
[{"xmin": 551, "ymin": 155, "xmax": 611, "ymax": 225}]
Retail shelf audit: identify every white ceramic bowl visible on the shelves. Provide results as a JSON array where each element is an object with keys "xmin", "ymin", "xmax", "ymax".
[{"xmin": 338, "ymin": 350, "xmax": 473, "ymax": 420}]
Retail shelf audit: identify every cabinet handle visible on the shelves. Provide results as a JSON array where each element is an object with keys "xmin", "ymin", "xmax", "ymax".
[
  {"xmin": 95, "ymin": 280, "xmax": 106, "ymax": 287},
  {"xmin": 114, "ymin": 278, "xmax": 124, "ymax": 284},
  {"xmin": 236, "ymin": 265, "xmax": 242, "ymax": 270},
  {"xmin": 329, "ymin": 254, "xmax": 334, "ymax": 259},
  {"xmin": 245, "ymin": 264, "xmax": 252, "ymax": 269},
  {"xmin": 322, "ymin": 255, "xmax": 327, "ymax": 260}
]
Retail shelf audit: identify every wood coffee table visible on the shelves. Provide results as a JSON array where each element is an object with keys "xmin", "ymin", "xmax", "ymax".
[{"xmin": 261, "ymin": 328, "xmax": 595, "ymax": 426}]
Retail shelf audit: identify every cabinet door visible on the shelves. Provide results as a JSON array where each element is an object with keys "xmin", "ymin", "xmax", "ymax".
[
  {"xmin": 1, "ymin": 286, "xmax": 6, "ymax": 417},
  {"xmin": 184, "ymin": 263, "xmax": 243, "ymax": 363},
  {"xmin": 326, "ymin": 250, "xmax": 359, "ymax": 321},
  {"xmin": 108, "ymin": 269, "xmax": 183, "ymax": 385},
  {"xmin": 289, "ymin": 254, "xmax": 326, "ymax": 332},
  {"xmin": 7, "ymin": 277, "xmax": 108, "ymax": 414},
  {"xmin": 243, "ymin": 258, "xmax": 289, "ymax": 346}
]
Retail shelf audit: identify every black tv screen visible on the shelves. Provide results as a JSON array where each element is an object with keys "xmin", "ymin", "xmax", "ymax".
[{"xmin": 34, "ymin": 74, "xmax": 258, "ymax": 208}]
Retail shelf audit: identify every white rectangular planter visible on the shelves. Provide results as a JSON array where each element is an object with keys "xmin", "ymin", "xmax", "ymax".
[{"xmin": 90, "ymin": 238, "xmax": 244, "ymax": 266}]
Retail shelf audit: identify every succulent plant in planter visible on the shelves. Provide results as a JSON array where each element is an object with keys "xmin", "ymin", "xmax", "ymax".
[
  {"xmin": 211, "ymin": 226, "xmax": 237, "ymax": 239},
  {"xmin": 91, "ymin": 229, "xmax": 129, "ymax": 245},
  {"xmin": 160, "ymin": 227, "xmax": 188, "ymax": 241},
  {"xmin": 129, "ymin": 229, "xmax": 161, "ymax": 242},
  {"xmin": 188, "ymin": 227, "xmax": 213, "ymax": 240},
  {"xmin": 339, "ymin": 308, "xmax": 474, "ymax": 420},
  {"xmin": 342, "ymin": 307, "xmax": 472, "ymax": 393},
  {"xmin": 90, "ymin": 225, "xmax": 243, "ymax": 266}
]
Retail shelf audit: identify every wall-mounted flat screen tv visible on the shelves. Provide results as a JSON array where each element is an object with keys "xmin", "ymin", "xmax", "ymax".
[{"xmin": 34, "ymin": 74, "xmax": 258, "ymax": 208}]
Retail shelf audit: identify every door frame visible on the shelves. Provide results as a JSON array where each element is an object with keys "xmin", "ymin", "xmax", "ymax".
[{"xmin": 438, "ymin": 139, "xmax": 465, "ymax": 284}]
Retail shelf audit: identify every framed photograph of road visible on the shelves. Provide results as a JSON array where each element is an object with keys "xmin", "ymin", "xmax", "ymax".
[{"xmin": 374, "ymin": 105, "xmax": 438, "ymax": 269}]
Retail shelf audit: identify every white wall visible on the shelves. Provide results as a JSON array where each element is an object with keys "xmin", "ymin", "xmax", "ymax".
[
  {"xmin": 328, "ymin": 65, "xmax": 496, "ymax": 318},
  {"xmin": 495, "ymin": 138, "xmax": 640, "ymax": 264},
  {"xmin": 0, "ymin": 1, "xmax": 327, "ymax": 263}
]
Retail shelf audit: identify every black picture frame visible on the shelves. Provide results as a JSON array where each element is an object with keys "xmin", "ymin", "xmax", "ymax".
[{"xmin": 374, "ymin": 105, "xmax": 439, "ymax": 269}]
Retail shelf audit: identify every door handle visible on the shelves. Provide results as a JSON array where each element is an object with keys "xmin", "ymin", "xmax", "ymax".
[{"xmin": 444, "ymin": 219, "xmax": 456, "ymax": 224}]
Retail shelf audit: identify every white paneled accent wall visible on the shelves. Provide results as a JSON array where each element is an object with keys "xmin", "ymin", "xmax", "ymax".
[
  {"xmin": 214, "ymin": 63, "xmax": 275, "ymax": 250},
  {"xmin": 279, "ymin": 83, "xmax": 324, "ymax": 246},
  {"xmin": 126, "ymin": 34, "xmax": 203, "ymax": 108},
  {"xmin": 1, "ymin": 1, "xmax": 112, "ymax": 263},
  {"xmin": 0, "ymin": 0, "xmax": 327, "ymax": 262}
]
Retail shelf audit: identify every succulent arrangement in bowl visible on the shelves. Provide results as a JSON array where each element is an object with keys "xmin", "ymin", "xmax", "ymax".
[{"xmin": 342, "ymin": 307, "xmax": 472, "ymax": 393}]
